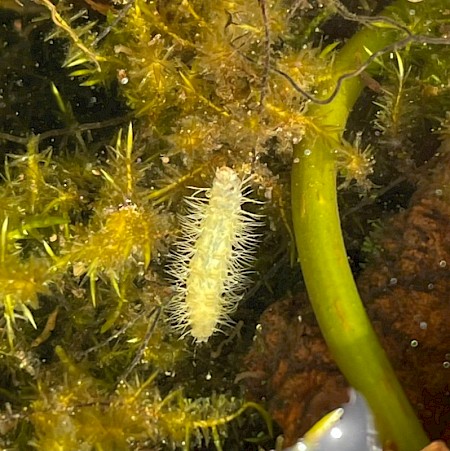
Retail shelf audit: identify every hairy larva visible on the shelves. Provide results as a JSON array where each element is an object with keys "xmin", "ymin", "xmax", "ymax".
[{"xmin": 167, "ymin": 166, "xmax": 261, "ymax": 343}]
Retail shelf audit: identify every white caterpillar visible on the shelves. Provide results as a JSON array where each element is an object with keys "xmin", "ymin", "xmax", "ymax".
[{"xmin": 167, "ymin": 166, "xmax": 261, "ymax": 343}]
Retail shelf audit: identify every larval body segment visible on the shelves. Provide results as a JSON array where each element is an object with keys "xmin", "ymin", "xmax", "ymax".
[{"xmin": 168, "ymin": 166, "xmax": 260, "ymax": 343}]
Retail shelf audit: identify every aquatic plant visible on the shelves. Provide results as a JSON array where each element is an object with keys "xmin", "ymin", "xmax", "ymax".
[
  {"xmin": 291, "ymin": 0, "xmax": 450, "ymax": 449},
  {"xmin": 0, "ymin": 0, "xmax": 449, "ymax": 449}
]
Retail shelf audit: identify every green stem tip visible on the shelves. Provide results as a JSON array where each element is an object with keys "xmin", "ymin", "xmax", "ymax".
[{"xmin": 291, "ymin": 1, "xmax": 432, "ymax": 449}]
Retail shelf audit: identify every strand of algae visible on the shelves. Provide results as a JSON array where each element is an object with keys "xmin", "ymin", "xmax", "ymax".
[{"xmin": 291, "ymin": 1, "xmax": 433, "ymax": 449}]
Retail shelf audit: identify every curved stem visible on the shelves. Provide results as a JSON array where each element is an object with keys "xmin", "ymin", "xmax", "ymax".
[{"xmin": 291, "ymin": 2, "xmax": 429, "ymax": 450}]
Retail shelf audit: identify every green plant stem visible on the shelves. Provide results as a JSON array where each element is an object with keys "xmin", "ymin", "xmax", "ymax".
[{"xmin": 291, "ymin": 2, "xmax": 429, "ymax": 450}]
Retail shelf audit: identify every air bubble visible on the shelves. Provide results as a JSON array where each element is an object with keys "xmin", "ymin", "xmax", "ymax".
[
  {"xmin": 443, "ymin": 361, "xmax": 450, "ymax": 369},
  {"xmin": 330, "ymin": 427, "xmax": 343, "ymax": 439},
  {"xmin": 265, "ymin": 187, "xmax": 273, "ymax": 200},
  {"xmin": 410, "ymin": 339, "xmax": 419, "ymax": 347},
  {"xmin": 389, "ymin": 277, "xmax": 398, "ymax": 286},
  {"xmin": 435, "ymin": 189, "xmax": 443, "ymax": 196},
  {"xmin": 428, "ymin": 283, "xmax": 434, "ymax": 290},
  {"xmin": 304, "ymin": 149, "xmax": 312, "ymax": 156},
  {"xmin": 439, "ymin": 260, "xmax": 447, "ymax": 268}
]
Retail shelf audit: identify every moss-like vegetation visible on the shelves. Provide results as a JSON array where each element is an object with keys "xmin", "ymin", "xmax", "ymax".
[{"xmin": 0, "ymin": 0, "xmax": 449, "ymax": 449}]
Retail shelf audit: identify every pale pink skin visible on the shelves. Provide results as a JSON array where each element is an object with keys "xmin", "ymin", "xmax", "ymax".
[{"xmin": 420, "ymin": 441, "xmax": 449, "ymax": 451}]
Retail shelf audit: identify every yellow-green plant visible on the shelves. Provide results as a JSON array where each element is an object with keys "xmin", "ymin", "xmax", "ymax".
[
  {"xmin": 291, "ymin": 1, "xmax": 450, "ymax": 449},
  {"xmin": 28, "ymin": 347, "xmax": 271, "ymax": 451},
  {"xmin": 0, "ymin": 0, "xmax": 449, "ymax": 450}
]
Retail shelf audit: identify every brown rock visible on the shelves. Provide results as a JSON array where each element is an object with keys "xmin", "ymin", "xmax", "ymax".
[{"xmin": 243, "ymin": 151, "xmax": 450, "ymax": 446}]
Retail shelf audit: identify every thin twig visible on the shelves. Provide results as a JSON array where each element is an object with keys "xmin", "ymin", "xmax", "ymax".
[
  {"xmin": 272, "ymin": 32, "xmax": 449, "ymax": 105},
  {"xmin": 34, "ymin": 0, "xmax": 101, "ymax": 71},
  {"xmin": 243, "ymin": 1, "xmax": 450, "ymax": 105},
  {"xmin": 258, "ymin": 0, "xmax": 271, "ymax": 110},
  {"xmin": 0, "ymin": 114, "xmax": 132, "ymax": 146},
  {"xmin": 92, "ymin": 0, "xmax": 135, "ymax": 47},
  {"xmin": 117, "ymin": 306, "xmax": 162, "ymax": 383}
]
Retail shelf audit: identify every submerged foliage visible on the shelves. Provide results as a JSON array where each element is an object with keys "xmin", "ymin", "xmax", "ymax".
[{"xmin": 0, "ymin": 0, "xmax": 449, "ymax": 449}]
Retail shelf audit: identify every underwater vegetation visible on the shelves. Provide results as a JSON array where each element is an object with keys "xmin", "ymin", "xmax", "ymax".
[{"xmin": 0, "ymin": 0, "xmax": 449, "ymax": 450}]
